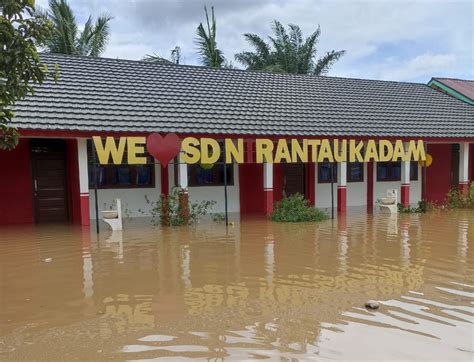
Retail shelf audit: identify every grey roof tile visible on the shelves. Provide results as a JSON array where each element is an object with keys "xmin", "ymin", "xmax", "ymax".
[{"xmin": 12, "ymin": 53, "xmax": 474, "ymax": 138}]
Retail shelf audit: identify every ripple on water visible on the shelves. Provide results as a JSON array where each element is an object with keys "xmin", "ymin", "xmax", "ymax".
[{"xmin": 0, "ymin": 210, "xmax": 473, "ymax": 360}]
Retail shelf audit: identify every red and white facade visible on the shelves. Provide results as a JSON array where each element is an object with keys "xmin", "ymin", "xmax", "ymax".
[{"xmin": 1, "ymin": 129, "xmax": 472, "ymax": 226}]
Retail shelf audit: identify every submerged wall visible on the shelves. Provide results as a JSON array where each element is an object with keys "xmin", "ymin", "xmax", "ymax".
[
  {"xmin": 0, "ymin": 139, "xmax": 34, "ymax": 224},
  {"xmin": 89, "ymin": 164, "xmax": 162, "ymax": 219}
]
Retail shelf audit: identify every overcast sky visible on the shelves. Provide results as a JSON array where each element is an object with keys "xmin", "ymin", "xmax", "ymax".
[{"xmin": 36, "ymin": 0, "xmax": 473, "ymax": 83}]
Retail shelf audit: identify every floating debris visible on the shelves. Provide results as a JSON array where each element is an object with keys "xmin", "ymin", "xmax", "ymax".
[{"xmin": 365, "ymin": 300, "xmax": 380, "ymax": 310}]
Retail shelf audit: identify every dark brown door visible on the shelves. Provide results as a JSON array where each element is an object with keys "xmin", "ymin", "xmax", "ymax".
[
  {"xmin": 31, "ymin": 139, "xmax": 69, "ymax": 223},
  {"xmin": 282, "ymin": 163, "xmax": 306, "ymax": 197},
  {"xmin": 451, "ymin": 144, "xmax": 460, "ymax": 187}
]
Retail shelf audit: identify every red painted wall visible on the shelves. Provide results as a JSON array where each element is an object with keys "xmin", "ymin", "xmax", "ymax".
[
  {"xmin": 66, "ymin": 139, "xmax": 81, "ymax": 224},
  {"xmin": 306, "ymin": 163, "xmax": 315, "ymax": 206},
  {"xmin": 0, "ymin": 139, "xmax": 34, "ymax": 224},
  {"xmin": 426, "ymin": 144, "xmax": 452, "ymax": 203},
  {"xmin": 239, "ymin": 163, "xmax": 264, "ymax": 213},
  {"xmin": 273, "ymin": 164, "xmax": 283, "ymax": 202},
  {"xmin": 469, "ymin": 143, "xmax": 473, "ymax": 184}
]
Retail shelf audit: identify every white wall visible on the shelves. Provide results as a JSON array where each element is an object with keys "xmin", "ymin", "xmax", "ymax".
[
  {"xmin": 168, "ymin": 162, "xmax": 240, "ymax": 213},
  {"xmin": 91, "ymin": 161, "xmax": 241, "ymax": 219},
  {"xmin": 315, "ymin": 162, "xmax": 422, "ymax": 208},
  {"xmin": 373, "ymin": 163, "xmax": 422, "ymax": 206},
  {"xmin": 315, "ymin": 163, "xmax": 367, "ymax": 208},
  {"xmin": 89, "ymin": 163, "xmax": 162, "ymax": 218}
]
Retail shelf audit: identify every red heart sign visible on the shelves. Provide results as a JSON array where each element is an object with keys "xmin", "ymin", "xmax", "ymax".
[{"xmin": 146, "ymin": 133, "xmax": 181, "ymax": 167}]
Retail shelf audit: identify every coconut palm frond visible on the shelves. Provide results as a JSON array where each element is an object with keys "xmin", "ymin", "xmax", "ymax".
[
  {"xmin": 235, "ymin": 20, "xmax": 344, "ymax": 75},
  {"xmin": 195, "ymin": 6, "xmax": 225, "ymax": 68},
  {"xmin": 313, "ymin": 50, "xmax": 346, "ymax": 75}
]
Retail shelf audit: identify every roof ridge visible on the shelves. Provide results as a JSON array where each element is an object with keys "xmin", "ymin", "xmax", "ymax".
[
  {"xmin": 432, "ymin": 77, "xmax": 474, "ymax": 82},
  {"xmin": 39, "ymin": 52, "xmax": 428, "ymax": 86}
]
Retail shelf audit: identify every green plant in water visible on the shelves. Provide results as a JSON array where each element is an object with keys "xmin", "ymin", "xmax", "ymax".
[
  {"xmin": 444, "ymin": 183, "xmax": 474, "ymax": 209},
  {"xmin": 397, "ymin": 200, "xmax": 429, "ymax": 213},
  {"xmin": 271, "ymin": 193, "xmax": 328, "ymax": 222},
  {"xmin": 145, "ymin": 188, "xmax": 216, "ymax": 226},
  {"xmin": 212, "ymin": 212, "xmax": 225, "ymax": 223}
]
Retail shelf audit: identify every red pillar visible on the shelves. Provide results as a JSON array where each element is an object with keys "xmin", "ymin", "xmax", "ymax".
[
  {"xmin": 337, "ymin": 186, "xmax": 347, "ymax": 213},
  {"xmin": 306, "ymin": 163, "xmax": 315, "ymax": 206},
  {"xmin": 367, "ymin": 161, "xmax": 374, "ymax": 213},
  {"xmin": 79, "ymin": 194, "xmax": 90, "ymax": 226},
  {"xmin": 264, "ymin": 189, "xmax": 273, "ymax": 216},
  {"xmin": 161, "ymin": 165, "xmax": 169, "ymax": 196},
  {"xmin": 459, "ymin": 182, "xmax": 469, "ymax": 195},
  {"xmin": 400, "ymin": 184, "xmax": 410, "ymax": 207}
]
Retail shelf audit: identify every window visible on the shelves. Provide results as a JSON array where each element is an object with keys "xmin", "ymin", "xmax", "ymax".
[
  {"xmin": 87, "ymin": 140, "xmax": 155, "ymax": 189},
  {"xmin": 187, "ymin": 143, "xmax": 234, "ymax": 186},
  {"xmin": 377, "ymin": 161, "xmax": 401, "ymax": 181},
  {"xmin": 188, "ymin": 163, "xmax": 234, "ymax": 186},
  {"xmin": 410, "ymin": 161, "xmax": 418, "ymax": 181},
  {"xmin": 318, "ymin": 162, "xmax": 337, "ymax": 183},
  {"xmin": 377, "ymin": 161, "xmax": 418, "ymax": 182},
  {"xmin": 347, "ymin": 162, "xmax": 364, "ymax": 182}
]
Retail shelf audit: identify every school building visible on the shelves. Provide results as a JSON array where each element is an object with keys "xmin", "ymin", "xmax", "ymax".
[{"xmin": 0, "ymin": 54, "xmax": 473, "ymax": 225}]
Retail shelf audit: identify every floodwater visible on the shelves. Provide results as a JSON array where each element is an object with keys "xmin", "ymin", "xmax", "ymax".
[{"xmin": 0, "ymin": 210, "xmax": 473, "ymax": 361}]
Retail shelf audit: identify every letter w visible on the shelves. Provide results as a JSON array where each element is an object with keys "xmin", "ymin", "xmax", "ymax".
[{"xmin": 92, "ymin": 136, "xmax": 126, "ymax": 164}]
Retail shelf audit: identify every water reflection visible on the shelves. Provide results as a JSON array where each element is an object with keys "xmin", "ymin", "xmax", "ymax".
[{"xmin": 0, "ymin": 210, "xmax": 473, "ymax": 360}]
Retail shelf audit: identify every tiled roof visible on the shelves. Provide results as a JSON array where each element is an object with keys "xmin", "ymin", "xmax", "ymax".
[
  {"xmin": 13, "ymin": 53, "xmax": 474, "ymax": 138},
  {"xmin": 431, "ymin": 78, "xmax": 474, "ymax": 102}
]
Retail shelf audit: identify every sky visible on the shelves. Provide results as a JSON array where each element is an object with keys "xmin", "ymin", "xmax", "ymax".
[{"xmin": 36, "ymin": 0, "xmax": 473, "ymax": 83}]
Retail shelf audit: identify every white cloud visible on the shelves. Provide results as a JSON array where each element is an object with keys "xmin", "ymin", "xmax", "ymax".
[
  {"xmin": 376, "ymin": 53, "xmax": 457, "ymax": 81},
  {"xmin": 36, "ymin": 0, "xmax": 473, "ymax": 82}
]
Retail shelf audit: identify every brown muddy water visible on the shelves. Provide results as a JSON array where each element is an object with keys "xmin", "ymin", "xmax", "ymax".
[{"xmin": 0, "ymin": 210, "xmax": 473, "ymax": 361}]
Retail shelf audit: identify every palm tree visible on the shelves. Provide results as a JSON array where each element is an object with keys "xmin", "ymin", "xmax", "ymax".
[
  {"xmin": 39, "ymin": 0, "xmax": 112, "ymax": 57},
  {"xmin": 144, "ymin": 46, "xmax": 182, "ymax": 65},
  {"xmin": 195, "ymin": 6, "xmax": 225, "ymax": 68},
  {"xmin": 235, "ymin": 21, "xmax": 345, "ymax": 75}
]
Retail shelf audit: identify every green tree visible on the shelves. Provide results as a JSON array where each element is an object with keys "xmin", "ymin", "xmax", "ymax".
[
  {"xmin": 235, "ymin": 21, "xmax": 345, "ymax": 75},
  {"xmin": 144, "ymin": 46, "xmax": 182, "ymax": 64},
  {"xmin": 40, "ymin": 0, "xmax": 112, "ymax": 57},
  {"xmin": 0, "ymin": 0, "xmax": 58, "ymax": 150},
  {"xmin": 195, "ymin": 6, "xmax": 225, "ymax": 68}
]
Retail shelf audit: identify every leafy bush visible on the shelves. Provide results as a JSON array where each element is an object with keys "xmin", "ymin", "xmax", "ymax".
[
  {"xmin": 145, "ymin": 188, "xmax": 216, "ymax": 226},
  {"xmin": 444, "ymin": 183, "xmax": 474, "ymax": 209},
  {"xmin": 271, "ymin": 193, "xmax": 328, "ymax": 222},
  {"xmin": 397, "ymin": 200, "xmax": 428, "ymax": 213},
  {"xmin": 212, "ymin": 213, "xmax": 226, "ymax": 223}
]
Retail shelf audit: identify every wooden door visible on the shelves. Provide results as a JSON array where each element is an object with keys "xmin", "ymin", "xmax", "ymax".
[
  {"xmin": 30, "ymin": 139, "xmax": 69, "ymax": 223},
  {"xmin": 282, "ymin": 163, "xmax": 306, "ymax": 197}
]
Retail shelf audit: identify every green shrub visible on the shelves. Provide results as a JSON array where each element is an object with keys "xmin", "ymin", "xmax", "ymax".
[
  {"xmin": 271, "ymin": 193, "xmax": 328, "ymax": 222},
  {"xmin": 444, "ymin": 183, "xmax": 474, "ymax": 209},
  {"xmin": 212, "ymin": 213, "xmax": 226, "ymax": 223},
  {"xmin": 144, "ymin": 188, "xmax": 216, "ymax": 226},
  {"xmin": 397, "ymin": 200, "xmax": 428, "ymax": 213}
]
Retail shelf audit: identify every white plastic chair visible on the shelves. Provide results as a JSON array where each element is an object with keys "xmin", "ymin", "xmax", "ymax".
[
  {"xmin": 378, "ymin": 189, "xmax": 398, "ymax": 214},
  {"xmin": 101, "ymin": 198, "xmax": 123, "ymax": 230}
]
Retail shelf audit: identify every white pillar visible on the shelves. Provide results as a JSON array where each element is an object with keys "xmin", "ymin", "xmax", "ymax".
[
  {"xmin": 178, "ymin": 151, "xmax": 188, "ymax": 189},
  {"xmin": 459, "ymin": 142, "xmax": 469, "ymax": 186},
  {"xmin": 78, "ymin": 138, "xmax": 89, "ymax": 194},
  {"xmin": 263, "ymin": 162, "xmax": 273, "ymax": 215},
  {"xmin": 337, "ymin": 162, "xmax": 347, "ymax": 212},
  {"xmin": 264, "ymin": 162, "xmax": 273, "ymax": 190},
  {"xmin": 401, "ymin": 145, "xmax": 411, "ymax": 207},
  {"xmin": 337, "ymin": 162, "xmax": 347, "ymax": 186},
  {"xmin": 77, "ymin": 138, "xmax": 90, "ymax": 226}
]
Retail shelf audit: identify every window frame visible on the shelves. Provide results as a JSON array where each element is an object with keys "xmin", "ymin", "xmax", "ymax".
[
  {"xmin": 186, "ymin": 140, "xmax": 235, "ymax": 187},
  {"xmin": 376, "ymin": 161, "xmax": 419, "ymax": 182},
  {"xmin": 188, "ymin": 163, "xmax": 234, "ymax": 187},
  {"xmin": 87, "ymin": 140, "xmax": 155, "ymax": 189},
  {"xmin": 347, "ymin": 162, "xmax": 364, "ymax": 183},
  {"xmin": 317, "ymin": 162, "xmax": 338, "ymax": 183}
]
